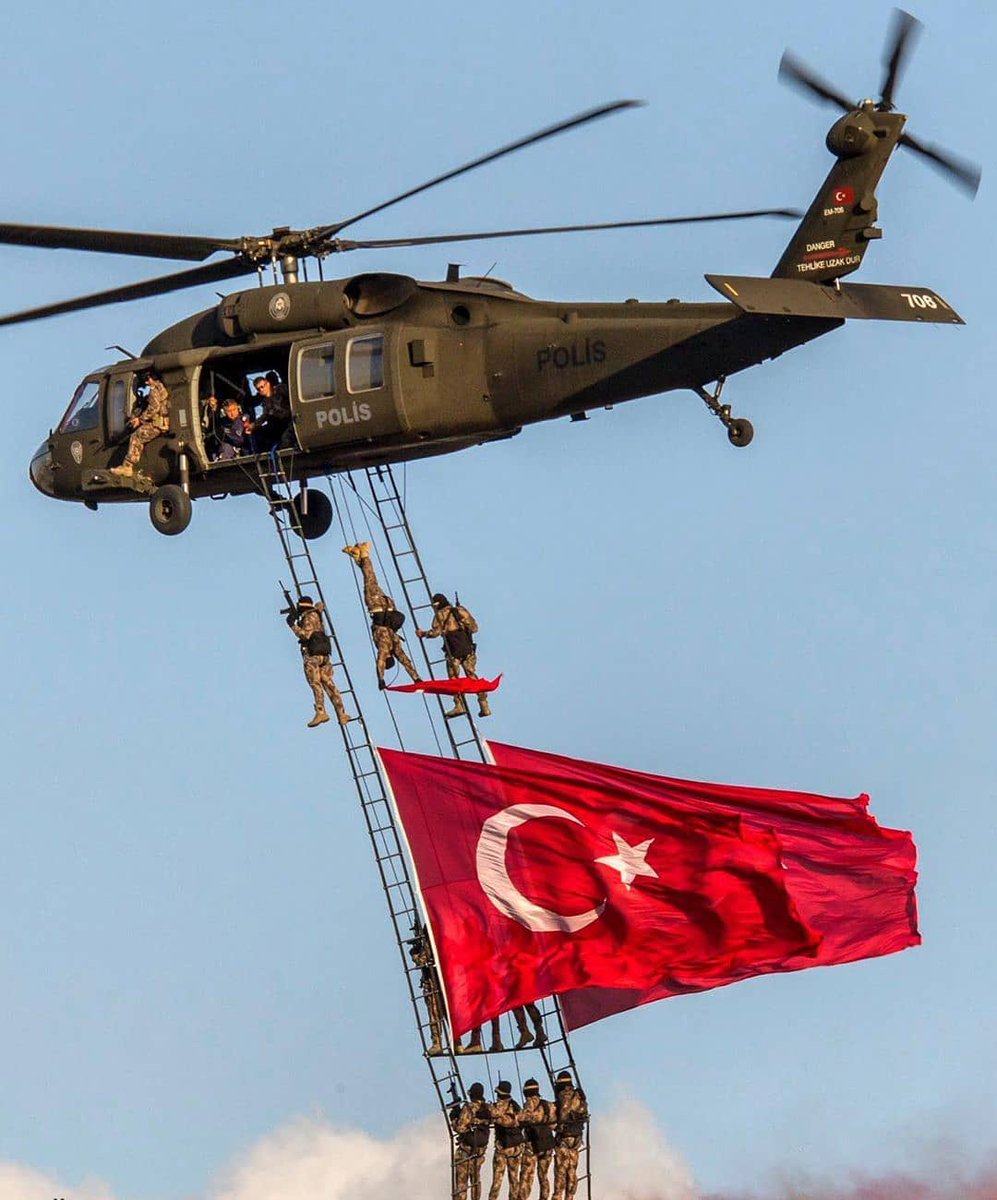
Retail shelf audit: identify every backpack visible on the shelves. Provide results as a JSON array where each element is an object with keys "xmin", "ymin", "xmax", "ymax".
[
  {"xmin": 525, "ymin": 1101, "xmax": 556, "ymax": 1153},
  {"xmin": 306, "ymin": 630, "xmax": 331, "ymax": 656},
  {"xmin": 444, "ymin": 627, "xmax": 475, "ymax": 659},
  {"xmin": 372, "ymin": 609, "xmax": 405, "ymax": 632}
]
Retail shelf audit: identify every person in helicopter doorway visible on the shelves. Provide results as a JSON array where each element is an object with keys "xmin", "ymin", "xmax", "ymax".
[
  {"xmin": 216, "ymin": 399, "xmax": 253, "ymax": 460},
  {"xmin": 417, "ymin": 593, "xmax": 490, "ymax": 719},
  {"xmin": 342, "ymin": 542, "xmax": 422, "ymax": 690},
  {"xmin": 289, "ymin": 596, "xmax": 355, "ymax": 728},
  {"xmin": 249, "ymin": 372, "xmax": 293, "ymax": 451},
  {"xmin": 109, "ymin": 367, "xmax": 170, "ymax": 478}
]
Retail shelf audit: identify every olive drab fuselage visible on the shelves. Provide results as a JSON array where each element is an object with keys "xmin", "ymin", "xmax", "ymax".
[{"xmin": 29, "ymin": 272, "xmax": 834, "ymax": 507}]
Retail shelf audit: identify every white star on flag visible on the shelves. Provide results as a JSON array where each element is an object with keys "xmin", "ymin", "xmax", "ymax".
[{"xmin": 595, "ymin": 833, "xmax": 659, "ymax": 890}]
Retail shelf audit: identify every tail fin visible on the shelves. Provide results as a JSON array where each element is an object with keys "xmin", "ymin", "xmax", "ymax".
[{"xmin": 772, "ymin": 106, "xmax": 905, "ymax": 283}]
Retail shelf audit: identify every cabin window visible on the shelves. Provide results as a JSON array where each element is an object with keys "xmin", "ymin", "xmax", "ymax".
[
  {"xmin": 346, "ymin": 334, "xmax": 384, "ymax": 393},
  {"xmin": 107, "ymin": 377, "xmax": 133, "ymax": 439},
  {"xmin": 298, "ymin": 344, "xmax": 336, "ymax": 401},
  {"xmin": 59, "ymin": 380, "xmax": 100, "ymax": 433}
]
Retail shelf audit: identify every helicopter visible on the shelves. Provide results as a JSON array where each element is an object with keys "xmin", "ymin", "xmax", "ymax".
[{"xmin": 23, "ymin": 9, "xmax": 978, "ymax": 537}]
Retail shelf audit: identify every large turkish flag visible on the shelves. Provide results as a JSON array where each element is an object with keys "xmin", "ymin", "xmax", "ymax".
[
  {"xmin": 379, "ymin": 746, "xmax": 819, "ymax": 1037},
  {"xmin": 487, "ymin": 742, "xmax": 920, "ymax": 1029}
]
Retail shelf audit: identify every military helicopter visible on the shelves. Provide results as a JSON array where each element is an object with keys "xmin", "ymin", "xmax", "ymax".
[{"xmin": 23, "ymin": 10, "xmax": 977, "ymax": 537}]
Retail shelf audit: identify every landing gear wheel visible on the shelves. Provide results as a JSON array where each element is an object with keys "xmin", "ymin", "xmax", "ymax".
[
  {"xmin": 149, "ymin": 484, "xmax": 192, "ymax": 535},
  {"xmin": 292, "ymin": 488, "xmax": 333, "ymax": 540},
  {"xmin": 727, "ymin": 418, "xmax": 754, "ymax": 448}
]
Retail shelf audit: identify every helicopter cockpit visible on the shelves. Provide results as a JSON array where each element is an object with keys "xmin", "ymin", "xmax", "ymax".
[{"xmin": 59, "ymin": 379, "xmax": 101, "ymax": 434}]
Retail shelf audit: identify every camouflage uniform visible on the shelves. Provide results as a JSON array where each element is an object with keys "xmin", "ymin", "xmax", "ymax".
[
  {"xmin": 418, "ymin": 594, "xmax": 490, "ymax": 718},
  {"xmin": 452, "ymin": 1087, "xmax": 491, "ymax": 1200},
  {"xmin": 552, "ymin": 1077, "xmax": 588, "ymax": 1200},
  {"xmin": 488, "ymin": 1086, "xmax": 524, "ymax": 1200},
  {"xmin": 371, "ymin": 621, "xmax": 421, "ymax": 687},
  {"xmin": 343, "ymin": 542, "xmax": 421, "ymax": 687},
  {"xmin": 408, "ymin": 928, "xmax": 444, "ymax": 1054},
  {"xmin": 518, "ymin": 1083, "xmax": 557, "ymax": 1200},
  {"xmin": 290, "ymin": 602, "xmax": 352, "ymax": 726},
  {"xmin": 117, "ymin": 377, "xmax": 170, "ymax": 471}
]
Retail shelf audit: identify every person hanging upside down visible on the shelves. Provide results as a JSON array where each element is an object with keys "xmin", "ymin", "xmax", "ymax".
[{"xmin": 342, "ymin": 542, "xmax": 422, "ymax": 689}]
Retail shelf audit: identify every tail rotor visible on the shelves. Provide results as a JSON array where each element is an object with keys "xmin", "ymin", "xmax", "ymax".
[{"xmin": 780, "ymin": 7, "xmax": 980, "ymax": 197}]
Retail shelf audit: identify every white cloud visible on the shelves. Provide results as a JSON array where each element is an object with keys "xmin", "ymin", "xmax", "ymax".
[
  {"xmin": 0, "ymin": 1161, "xmax": 113, "ymax": 1200},
  {"xmin": 0, "ymin": 1099, "xmax": 699, "ymax": 1200}
]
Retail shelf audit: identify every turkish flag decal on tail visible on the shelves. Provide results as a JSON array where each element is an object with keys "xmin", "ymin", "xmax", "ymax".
[
  {"xmin": 487, "ymin": 742, "xmax": 920, "ymax": 1029},
  {"xmin": 379, "ymin": 747, "xmax": 820, "ymax": 1037}
]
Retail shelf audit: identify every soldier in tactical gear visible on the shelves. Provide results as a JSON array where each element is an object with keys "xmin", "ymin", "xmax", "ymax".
[
  {"xmin": 343, "ymin": 542, "xmax": 422, "ymax": 689},
  {"xmin": 518, "ymin": 1078, "xmax": 557, "ymax": 1200},
  {"xmin": 289, "ymin": 597, "xmax": 354, "ymax": 728},
  {"xmin": 488, "ymin": 1080, "xmax": 524, "ymax": 1200},
  {"xmin": 452, "ymin": 1082, "xmax": 491, "ymax": 1200},
  {"xmin": 552, "ymin": 1070, "xmax": 588, "ymax": 1200},
  {"xmin": 407, "ymin": 925, "xmax": 445, "ymax": 1056},
  {"xmin": 417, "ymin": 592, "xmax": 490, "ymax": 719},
  {"xmin": 110, "ymin": 367, "xmax": 170, "ymax": 478}
]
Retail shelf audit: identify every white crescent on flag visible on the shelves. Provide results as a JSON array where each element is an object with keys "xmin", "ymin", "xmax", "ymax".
[{"xmin": 475, "ymin": 803, "xmax": 607, "ymax": 933}]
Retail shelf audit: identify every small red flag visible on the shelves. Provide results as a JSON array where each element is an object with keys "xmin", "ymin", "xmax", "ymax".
[
  {"xmin": 385, "ymin": 675, "xmax": 502, "ymax": 696},
  {"xmin": 379, "ymin": 747, "xmax": 819, "ymax": 1037},
  {"xmin": 488, "ymin": 742, "xmax": 919, "ymax": 1029}
]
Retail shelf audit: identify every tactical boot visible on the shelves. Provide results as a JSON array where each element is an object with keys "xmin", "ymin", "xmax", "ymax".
[
  {"xmin": 338, "ymin": 712, "xmax": 355, "ymax": 725},
  {"xmin": 490, "ymin": 1035, "xmax": 505, "ymax": 1053},
  {"xmin": 515, "ymin": 1030, "xmax": 534, "ymax": 1050},
  {"xmin": 457, "ymin": 1039, "xmax": 483, "ymax": 1054},
  {"xmin": 531, "ymin": 1021, "xmax": 547, "ymax": 1049},
  {"xmin": 444, "ymin": 697, "xmax": 469, "ymax": 719},
  {"xmin": 426, "ymin": 1041, "xmax": 444, "ymax": 1057},
  {"xmin": 307, "ymin": 711, "xmax": 330, "ymax": 728},
  {"xmin": 109, "ymin": 464, "xmax": 134, "ymax": 477},
  {"xmin": 478, "ymin": 695, "xmax": 492, "ymax": 718}
]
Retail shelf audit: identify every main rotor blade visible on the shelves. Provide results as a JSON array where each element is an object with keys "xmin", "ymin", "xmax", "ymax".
[
  {"xmin": 336, "ymin": 208, "xmax": 802, "ymax": 252},
  {"xmin": 778, "ymin": 51, "xmax": 854, "ymax": 112},
  {"xmin": 879, "ymin": 8, "xmax": 921, "ymax": 110},
  {"xmin": 0, "ymin": 257, "xmax": 255, "ymax": 328},
  {"xmin": 899, "ymin": 131, "xmax": 982, "ymax": 196},
  {"xmin": 317, "ymin": 100, "xmax": 643, "ymax": 240},
  {"xmin": 0, "ymin": 222, "xmax": 241, "ymax": 261}
]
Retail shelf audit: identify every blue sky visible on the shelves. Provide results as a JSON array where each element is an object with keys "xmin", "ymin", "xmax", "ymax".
[{"xmin": 1, "ymin": 1, "xmax": 994, "ymax": 1198}]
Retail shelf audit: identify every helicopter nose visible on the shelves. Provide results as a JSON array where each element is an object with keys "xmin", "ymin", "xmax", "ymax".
[{"xmin": 29, "ymin": 441, "xmax": 57, "ymax": 497}]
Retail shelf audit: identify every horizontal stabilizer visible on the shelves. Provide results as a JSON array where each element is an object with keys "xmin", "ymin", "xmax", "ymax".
[{"xmin": 706, "ymin": 274, "xmax": 963, "ymax": 324}]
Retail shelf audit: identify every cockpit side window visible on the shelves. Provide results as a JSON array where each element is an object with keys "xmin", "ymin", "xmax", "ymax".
[{"xmin": 59, "ymin": 380, "xmax": 101, "ymax": 433}]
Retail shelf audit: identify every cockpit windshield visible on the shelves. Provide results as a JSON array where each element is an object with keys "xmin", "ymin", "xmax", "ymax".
[{"xmin": 59, "ymin": 380, "xmax": 101, "ymax": 434}]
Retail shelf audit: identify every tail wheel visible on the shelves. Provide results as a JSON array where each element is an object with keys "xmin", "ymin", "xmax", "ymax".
[
  {"xmin": 293, "ymin": 488, "xmax": 334, "ymax": 540},
  {"xmin": 149, "ymin": 484, "xmax": 192, "ymax": 535},
  {"xmin": 727, "ymin": 418, "xmax": 754, "ymax": 448}
]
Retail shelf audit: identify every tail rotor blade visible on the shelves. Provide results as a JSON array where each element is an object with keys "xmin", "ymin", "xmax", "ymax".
[
  {"xmin": 899, "ymin": 131, "xmax": 982, "ymax": 197},
  {"xmin": 778, "ymin": 51, "xmax": 853, "ymax": 112},
  {"xmin": 880, "ymin": 8, "xmax": 922, "ymax": 109}
]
